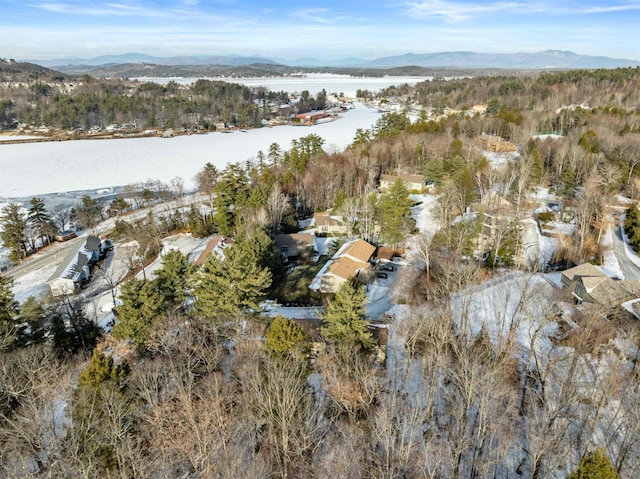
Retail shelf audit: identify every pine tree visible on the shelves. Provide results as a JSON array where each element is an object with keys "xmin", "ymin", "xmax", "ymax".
[
  {"xmin": 78, "ymin": 349, "xmax": 129, "ymax": 390},
  {"xmin": 0, "ymin": 202, "xmax": 28, "ymax": 261},
  {"xmin": 236, "ymin": 225, "xmax": 285, "ymax": 277},
  {"xmin": 266, "ymin": 315, "xmax": 308, "ymax": 355},
  {"xmin": 568, "ymin": 449, "xmax": 620, "ymax": 479},
  {"xmin": 0, "ymin": 276, "xmax": 18, "ymax": 350},
  {"xmin": 378, "ymin": 179, "xmax": 414, "ymax": 247},
  {"xmin": 320, "ymin": 279, "xmax": 373, "ymax": 349},
  {"xmin": 624, "ymin": 203, "xmax": 640, "ymax": 251},
  {"xmin": 155, "ymin": 249, "xmax": 194, "ymax": 309},
  {"xmin": 19, "ymin": 295, "xmax": 47, "ymax": 343},
  {"xmin": 193, "ymin": 241, "xmax": 272, "ymax": 319},
  {"xmin": 113, "ymin": 278, "xmax": 163, "ymax": 350},
  {"xmin": 561, "ymin": 165, "xmax": 577, "ymax": 197},
  {"xmin": 50, "ymin": 298, "xmax": 100, "ymax": 357},
  {"xmin": 28, "ymin": 197, "xmax": 55, "ymax": 248}
]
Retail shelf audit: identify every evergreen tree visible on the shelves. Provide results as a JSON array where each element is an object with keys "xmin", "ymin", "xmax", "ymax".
[
  {"xmin": 213, "ymin": 163, "xmax": 249, "ymax": 235},
  {"xmin": 193, "ymin": 241, "xmax": 272, "ymax": 319},
  {"xmin": 18, "ymin": 295, "xmax": 47, "ymax": 343},
  {"xmin": 155, "ymin": 249, "xmax": 195, "ymax": 310},
  {"xmin": 624, "ymin": 203, "xmax": 640, "ymax": 252},
  {"xmin": 266, "ymin": 315, "xmax": 308, "ymax": 355},
  {"xmin": 568, "ymin": 449, "xmax": 620, "ymax": 479},
  {"xmin": 113, "ymin": 278, "xmax": 163, "ymax": 350},
  {"xmin": 561, "ymin": 165, "xmax": 577, "ymax": 197},
  {"xmin": 50, "ymin": 298, "xmax": 100, "ymax": 358},
  {"xmin": 378, "ymin": 179, "xmax": 414, "ymax": 247},
  {"xmin": 76, "ymin": 194, "xmax": 102, "ymax": 231},
  {"xmin": 0, "ymin": 202, "xmax": 29, "ymax": 261},
  {"xmin": 236, "ymin": 225, "xmax": 285, "ymax": 278},
  {"xmin": 0, "ymin": 275, "xmax": 18, "ymax": 350},
  {"xmin": 320, "ymin": 279, "xmax": 373, "ymax": 349},
  {"xmin": 78, "ymin": 349, "xmax": 129, "ymax": 390},
  {"xmin": 27, "ymin": 197, "xmax": 55, "ymax": 248}
]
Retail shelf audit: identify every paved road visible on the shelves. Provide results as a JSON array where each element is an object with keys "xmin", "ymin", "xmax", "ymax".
[
  {"xmin": 611, "ymin": 225, "xmax": 640, "ymax": 280},
  {"xmin": 1, "ymin": 235, "xmax": 85, "ymax": 282}
]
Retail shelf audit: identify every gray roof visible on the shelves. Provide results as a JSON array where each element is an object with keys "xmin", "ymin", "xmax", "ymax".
[{"xmin": 48, "ymin": 236, "xmax": 101, "ymax": 283}]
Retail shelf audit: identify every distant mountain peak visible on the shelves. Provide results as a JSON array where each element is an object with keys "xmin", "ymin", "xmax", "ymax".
[{"xmin": 25, "ymin": 49, "xmax": 639, "ymax": 71}]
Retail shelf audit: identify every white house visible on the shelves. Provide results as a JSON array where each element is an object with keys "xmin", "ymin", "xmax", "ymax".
[{"xmin": 48, "ymin": 236, "xmax": 102, "ymax": 296}]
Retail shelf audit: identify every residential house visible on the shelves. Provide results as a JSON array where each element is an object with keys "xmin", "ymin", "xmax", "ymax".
[
  {"xmin": 194, "ymin": 236, "xmax": 234, "ymax": 266},
  {"xmin": 310, "ymin": 238, "xmax": 376, "ymax": 293},
  {"xmin": 476, "ymin": 134, "xmax": 517, "ymax": 153},
  {"xmin": 296, "ymin": 111, "xmax": 329, "ymax": 124},
  {"xmin": 275, "ymin": 233, "xmax": 317, "ymax": 261},
  {"xmin": 314, "ymin": 212, "xmax": 348, "ymax": 236},
  {"xmin": 379, "ymin": 174, "xmax": 425, "ymax": 192},
  {"xmin": 48, "ymin": 236, "xmax": 102, "ymax": 296},
  {"xmin": 561, "ymin": 263, "xmax": 640, "ymax": 306}
]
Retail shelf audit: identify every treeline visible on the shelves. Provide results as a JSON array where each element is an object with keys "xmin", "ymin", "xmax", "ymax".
[{"xmin": 1, "ymin": 75, "xmax": 330, "ymax": 131}]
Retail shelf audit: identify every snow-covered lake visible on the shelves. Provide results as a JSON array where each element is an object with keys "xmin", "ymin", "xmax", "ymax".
[
  {"xmin": 0, "ymin": 102, "xmax": 382, "ymax": 199},
  {"xmin": 131, "ymin": 73, "xmax": 432, "ymax": 97}
]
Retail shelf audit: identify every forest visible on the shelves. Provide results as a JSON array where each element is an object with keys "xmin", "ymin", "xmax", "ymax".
[
  {"xmin": 1, "ymin": 66, "xmax": 640, "ymax": 478},
  {"xmin": 0, "ymin": 62, "xmax": 330, "ymax": 131}
]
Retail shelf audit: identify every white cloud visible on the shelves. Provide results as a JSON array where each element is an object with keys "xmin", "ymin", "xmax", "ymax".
[
  {"xmin": 290, "ymin": 7, "xmax": 334, "ymax": 23},
  {"xmin": 402, "ymin": 0, "xmax": 526, "ymax": 22},
  {"xmin": 401, "ymin": 0, "xmax": 640, "ymax": 21}
]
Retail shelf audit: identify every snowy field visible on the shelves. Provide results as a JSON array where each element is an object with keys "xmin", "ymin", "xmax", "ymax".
[
  {"xmin": 0, "ymin": 102, "xmax": 382, "ymax": 198},
  {"xmin": 131, "ymin": 73, "xmax": 433, "ymax": 97}
]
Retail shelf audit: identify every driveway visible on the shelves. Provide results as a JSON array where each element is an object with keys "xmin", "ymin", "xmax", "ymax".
[{"xmin": 612, "ymin": 225, "xmax": 640, "ymax": 280}]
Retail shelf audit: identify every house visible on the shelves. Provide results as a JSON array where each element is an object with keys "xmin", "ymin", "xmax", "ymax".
[
  {"xmin": 275, "ymin": 233, "xmax": 317, "ymax": 260},
  {"xmin": 561, "ymin": 263, "xmax": 639, "ymax": 306},
  {"xmin": 476, "ymin": 134, "xmax": 517, "ymax": 153},
  {"xmin": 296, "ymin": 111, "xmax": 329, "ymax": 124},
  {"xmin": 379, "ymin": 174, "xmax": 425, "ymax": 192},
  {"xmin": 48, "ymin": 236, "xmax": 102, "ymax": 296},
  {"xmin": 314, "ymin": 212, "xmax": 347, "ymax": 236},
  {"xmin": 194, "ymin": 236, "xmax": 234, "ymax": 266},
  {"xmin": 310, "ymin": 238, "xmax": 376, "ymax": 293}
]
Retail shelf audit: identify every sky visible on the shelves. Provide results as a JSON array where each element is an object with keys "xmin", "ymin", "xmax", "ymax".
[{"xmin": 0, "ymin": 0, "xmax": 639, "ymax": 61}]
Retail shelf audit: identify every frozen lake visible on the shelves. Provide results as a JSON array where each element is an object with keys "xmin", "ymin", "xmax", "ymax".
[
  {"xmin": 132, "ymin": 73, "xmax": 432, "ymax": 97},
  {"xmin": 0, "ymin": 102, "xmax": 382, "ymax": 199}
]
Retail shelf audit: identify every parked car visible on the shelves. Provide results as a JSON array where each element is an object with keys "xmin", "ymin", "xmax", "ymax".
[
  {"xmin": 379, "ymin": 265, "xmax": 395, "ymax": 272},
  {"xmin": 377, "ymin": 272, "xmax": 388, "ymax": 279}
]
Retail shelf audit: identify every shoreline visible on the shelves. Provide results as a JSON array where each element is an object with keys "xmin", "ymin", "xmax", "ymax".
[{"xmin": 0, "ymin": 115, "xmax": 343, "ymax": 145}]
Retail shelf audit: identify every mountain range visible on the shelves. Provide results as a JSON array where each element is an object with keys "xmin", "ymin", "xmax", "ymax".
[{"xmin": 27, "ymin": 50, "xmax": 639, "ymax": 71}]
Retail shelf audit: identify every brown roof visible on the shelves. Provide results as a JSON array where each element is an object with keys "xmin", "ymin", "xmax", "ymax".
[
  {"xmin": 562, "ymin": 263, "xmax": 606, "ymax": 282},
  {"xmin": 194, "ymin": 236, "xmax": 234, "ymax": 266},
  {"xmin": 380, "ymin": 174, "xmax": 424, "ymax": 185},
  {"xmin": 327, "ymin": 257, "xmax": 370, "ymax": 280},
  {"xmin": 314, "ymin": 212, "xmax": 342, "ymax": 227},
  {"xmin": 274, "ymin": 233, "xmax": 314, "ymax": 248},
  {"xmin": 583, "ymin": 277, "xmax": 636, "ymax": 305},
  {"xmin": 341, "ymin": 239, "xmax": 376, "ymax": 263},
  {"xmin": 376, "ymin": 246, "xmax": 395, "ymax": 261}
]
